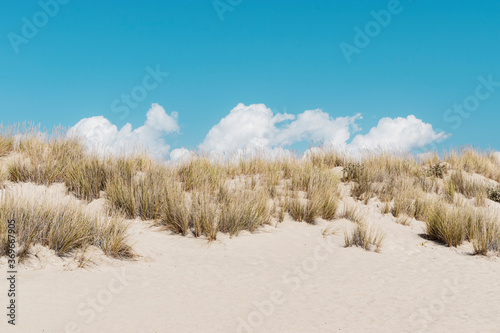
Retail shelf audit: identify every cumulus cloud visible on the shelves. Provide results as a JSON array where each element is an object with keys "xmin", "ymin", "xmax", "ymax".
[
  {"xmin": 169, "ymin": 148, "xmax": 194, "ymax": 163},
  {"xmin": 69, "ymin": 102, "xmax": 449, "ymax": 160},
  {"xmin": 275, "ymin": 110, "xmax": 361, "ymax": 147},
  {"xmin": 199, "ymin": 103, "xmax": 361, "ymax": 153},
  {"xmin": 68, "ymin": 103, "xmax": 179, "ymax": 159},
  {"xmin": 199, "ymin": 103, "xmax": 293, "ymax": 152},
  {"xmin": 347, "ymin": 115, "xmax": 449, "ymax": 153}
]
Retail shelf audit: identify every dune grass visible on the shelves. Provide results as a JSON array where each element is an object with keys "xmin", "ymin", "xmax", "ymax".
[
  {"xmin": 0, "ymin": 190, "xmax": 132, "ymax": 260},
  {"xmin": 337, "ymin": 203, "xmax": 364, "ymax": 225},
  {"xmin": 344, "ymin": 223, "xmax": 385, "ymax": 252},
  {"xmin": 1, "ymin": 125, "xmax": 500, "ymax": 258}
]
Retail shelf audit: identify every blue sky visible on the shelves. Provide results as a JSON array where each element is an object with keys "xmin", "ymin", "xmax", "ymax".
[{"xmin": 1, "ymin": 0, "xmax": 499, "ymax": 156}]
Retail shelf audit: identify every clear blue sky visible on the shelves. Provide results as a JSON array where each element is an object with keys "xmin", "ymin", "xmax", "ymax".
[{"xmin": 1, "ymin": 0, "xmax": 499, "ymax": 152}]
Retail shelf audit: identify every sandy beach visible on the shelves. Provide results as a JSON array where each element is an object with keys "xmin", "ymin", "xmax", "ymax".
[{"xmin": 2, "ymin": 181, "xmax": 500, "ymax": 333}]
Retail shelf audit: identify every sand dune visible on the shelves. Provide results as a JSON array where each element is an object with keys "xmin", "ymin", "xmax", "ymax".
[{"xmin": 1, "ymin": 182, "xmax": 500, "ymax": 333}]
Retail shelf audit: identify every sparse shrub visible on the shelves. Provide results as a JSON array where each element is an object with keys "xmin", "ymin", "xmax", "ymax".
[
  {"xmin": 487, "ymin": 186, "xmax": 500, "ymax": 203},
  {"xmin": 426, "ymin": 163, "xmax": 447, "ymax": 178},
  {"xmin": 342, "ymin": 162, "xmax": 364, "ymax": 182}
]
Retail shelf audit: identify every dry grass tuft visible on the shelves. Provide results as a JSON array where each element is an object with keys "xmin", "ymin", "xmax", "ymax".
[
  {"xmin": 337, "ymin": 203, "xmax": 364, "ymax": 224},
  {"xmin": 424, "ymin": 201, "xmax": 469, "ymax": 247},
  {"xmin": 344, "ymin": 223, "xmax": 384, "ymax": 252},
  {"xmin": 287, "ymin": 194, "xmax": 321, "ymax": 224},
  {"xmin": 0, "ymin": 190, "xmax": 133, "ymax": 259},
  {"xmin": 1, "ymin": 126, "xmax": 499, "ymax": 258}
]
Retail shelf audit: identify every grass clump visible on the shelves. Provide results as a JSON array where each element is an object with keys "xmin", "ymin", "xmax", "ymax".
[
  {"xmin": 0, "ymin": 129, "xmax": 14, "ymax": 157},
  {"xmin": 448, "ymin": 170, "xmax": 487, "ymax": 199},
  {"xmin": 424, "ymin": 202, "xmax": 469, "ymax": 247},
  {"xmin": 469, "ymin": 212, "xmax": 500, "ymax": 255},
  {"xmin": 105, "ymin": 157, "xmax": 170, "ymax": 220},
  {"xmin": 307, "ymin": 171, "xmax": 340, "ymax": 220},
  {"xmin": 337, "ymin": 203, "xmax": 364, "ymax": 224},
  {"xmin": 218, "ymin": 189, "xmax": 271, "ymax": 236},
  {"xmin": 0, "ymin": 190, "xmax": 133, "ymax": 260},
  {"xmin": 287, "ymin": 194, "xmax": 321, "ymax": 224},
  {"xmin": 8, "ymin": 136, "xmax": 84, "ymax": 185},
  {"xmin": 65, "ymin": 155, "xmax": 108, "ymax": 201},
  {"xmin": 344, "ymin": 223, "xmax": 384, "ymax": 252}
]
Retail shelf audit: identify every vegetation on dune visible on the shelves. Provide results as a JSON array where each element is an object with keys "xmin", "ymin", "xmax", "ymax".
[
  {"xmin": 1, "ymin": 125, "xmax": 500, "ymax": 259},
  {"xmin": 0, "ymin": 192, "xmax": 132, "ymax": 261},
  {"xmin": 344, "ymin": 223, "xmax": 384, "ymax": 253}
]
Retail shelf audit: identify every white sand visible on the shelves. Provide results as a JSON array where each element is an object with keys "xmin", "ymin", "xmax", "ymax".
[{"xmin": 1, "ymin": 184, "xmax": 500, "ymax": 332}]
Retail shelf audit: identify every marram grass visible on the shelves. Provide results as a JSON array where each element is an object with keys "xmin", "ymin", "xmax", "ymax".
[{"xmin": 1, "ymin": 126, "xmax": 500, "ymax": 257}]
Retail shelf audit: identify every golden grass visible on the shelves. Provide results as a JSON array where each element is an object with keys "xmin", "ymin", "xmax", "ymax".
[
  {"xmin": 0, "ymin": 190, "xmax": 132, "ymax": 260},
  {"xmin": 0, "ymin": 126, "xmax": 14, "ymax": 157},
  {"xmin": 344, "ymin": 223, "xmax": 384, "ymax": 252},
  {"xmin": 337, "ymin": 203, "xmax": 364, "ymax": 224},
  {"xmin": 65, "ymin": 155, "xmax": 108, "ymax": 201},
  {"xmin": 1, "ymin": 126, "xmax": 500, "ymax": 258},
  {"xmin": 424, "ymin": 201, "xmax": 472, "ymax": 247},
  {"xmin": 286, "ymin": 194, "xmax": 321, "ymax": 224}
]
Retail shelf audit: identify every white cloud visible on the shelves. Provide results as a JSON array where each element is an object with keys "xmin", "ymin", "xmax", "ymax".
[
  {"xmin": 169, "ymin": 148, "xmax": 194, "ymax": 163},
  {"xmin": 68, "ymin": 103, "xmax": 179, "ymax": 159},
  {"xmin": 199, "ymin": 103, "xmax": 361, "ymax": 153},
  {"xmin": 199, "ymin": 103, "xmax": 294, "ymax": 152},
  {"xmin": 68, "ymin": 102, "xmax": 449, "ymax": 160},
  {"xmin": 275, "ymin": 110, "xmax": 361, "ymax": 147},
  {"xmin": 347, "ymin": 115, "xmax": 449, "ymax": 153}
]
